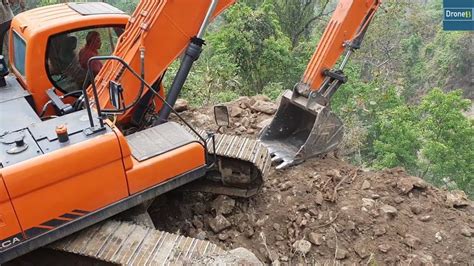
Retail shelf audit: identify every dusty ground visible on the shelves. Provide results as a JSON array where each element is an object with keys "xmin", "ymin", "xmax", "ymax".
[{"xmin": 152, "ymin": 96, "xmax": 474, "ymax": 264}]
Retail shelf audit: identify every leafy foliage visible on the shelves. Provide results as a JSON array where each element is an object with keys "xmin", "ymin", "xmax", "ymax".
[{"xmin": 417, "ymin": 89, "xmax": 473, "ymax": 193}]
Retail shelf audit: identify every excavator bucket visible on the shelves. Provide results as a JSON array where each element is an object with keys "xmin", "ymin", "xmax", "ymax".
[{"xmin": 259, "ymin": 90, "xmax": 343, "ymax": 169}]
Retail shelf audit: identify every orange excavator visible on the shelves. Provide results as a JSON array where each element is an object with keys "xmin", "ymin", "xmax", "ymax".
[{"xmin": 0, "ymin": 0, "xmax": 380, "ymax": 263}]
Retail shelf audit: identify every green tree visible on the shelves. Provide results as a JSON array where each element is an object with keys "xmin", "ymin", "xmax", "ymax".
[
  {"xmin": 372, "ymin": 105, "xmax": 420, "ymax": 171},
  {"xmin": 208, "ymin": 1, "xmax": 293, "ymax": 94},
  {"xmin": 274, "ymin": 0, "xmax": 330, "ymax": 48},
  {"xmin": 417, "ymin": 89, "xmax": 473, "ymax": 194}
]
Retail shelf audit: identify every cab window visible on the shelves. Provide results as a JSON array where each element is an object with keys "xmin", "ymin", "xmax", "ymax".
[
  {"xmin": 12, "ymin": 31, "xmax": 26, "ymax": 76},
  {"xmin": 46, "ymin": 26, "xmax": 124, "ymax": 93}
]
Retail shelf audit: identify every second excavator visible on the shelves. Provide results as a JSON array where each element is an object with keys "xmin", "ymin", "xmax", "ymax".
[{"xmin": 0, "ymin": 0, "xmax": 380, "ymax": 263}]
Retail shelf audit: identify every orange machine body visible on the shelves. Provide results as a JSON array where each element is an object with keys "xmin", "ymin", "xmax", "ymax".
[
  {"xmin": 0, "ymin": 109, "xmax": 206, "ymax": 259},
  {"xmin": 1, "ymin": 2, "xmax": 220, "ymax": 261}
]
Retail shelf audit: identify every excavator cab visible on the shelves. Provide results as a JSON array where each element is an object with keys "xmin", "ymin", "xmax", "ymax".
[{"xmin": 7, "ymin": 2, "xmax": 129, "ymax": 115}]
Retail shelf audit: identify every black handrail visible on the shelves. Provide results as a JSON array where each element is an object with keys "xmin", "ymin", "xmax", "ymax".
[{"xmin": 83, "ymin": 55, "xmax": 216, "ymax": 165}]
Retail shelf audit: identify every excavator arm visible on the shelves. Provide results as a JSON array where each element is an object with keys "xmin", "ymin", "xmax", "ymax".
[
  {"xmin": 260, "ymin": 0, "xmax": 381, "ymax": 169},
  {"xmin": 302, "ymin": 0, "xmax": 381, "ymax": 92},
  {"xmin": 92, "ymin": 0, "xmax": 235, "ymax": 124}
]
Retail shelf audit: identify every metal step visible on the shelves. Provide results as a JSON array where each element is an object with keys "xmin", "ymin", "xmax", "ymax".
[{"xmin": 126, "ymin": 122, "xmax": 196, "ymax": 162}]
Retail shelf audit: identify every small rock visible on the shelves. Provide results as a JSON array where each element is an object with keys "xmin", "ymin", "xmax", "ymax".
[
  {"xmin": 419, "ymin": 215, "xmax": 432, "ymax": 222},
  {"xmin": 346, "ymin": 221, "xmax": 356, "ymax": 231},
  {"xmin": 371, "ymin": 193, "xmax": 381, "ymax": 199},
  {"xmin": 246, "ymin": 128, "xmax": 255, "ymax": 134},
  {"xmin": 256, "ymin": 218, "xmax": 266, "ymax": 227},
  {"xmin": 280, "ymin": 181, "xmax": 293, "ymax": 191},
  {"xmin": 460, "ymin": 227, "xmax": 472, "ymax": 237},
  {"xmin": 315, "ymin": 191, "xmax": 324, "ymax": 205},
  {"xmin": 378, "ymin": 244, "xmax": 391, "ymax": 253},
  {"xmin": 208, "ymin": 215, "xmax": 231, "ymax": 233},
  {"xmin": 410, "ymin": 204, "xmax": 423, "ymax": 215},
  {"xmin": 435, "ymin": 232, "xmax": 443, "ymax": 242},
  {"xmin": 236, "ymin": 125, "xmax": 247, "ymax": 133},
  {"xmin": 244, "ymin": 226, "xmax": 255, "ymax": 238},
  {"xmin": 335, "ymin": 247, "xmax": 348, "ymax": 260},
  {"xmin": 394, "ymin": 196, "xmax": 404, "ymax": 204},
  {"xmin": 362, "ymin": 198, "xmax": 376, "ymax": 209},
  {"xmin": 446, "ymin": 190, "xmax": 469, "ymax": 208},
  {"xmin": 174, "ymin": 99, "xmax": 189, "ymax": 112},
  {"xmin": 192, "ymin": 217, "xmax": 204, "ymax": 229},
  {"xmin": 308, "ymin": 232, "xmax": 323, "ymax": 246},
  {"xmin": 250, "ymin": 100, "xmax": 277, "ymax": 115},
  {"xmin": 374, "ymin": 224, "xmax": 387, "ymax": 236},
  {"xmin": 212, "ymin": 195, "xmax": 236, "ymax": 215},
  {"xmin": 268, "ymin": 250, "xmax": 279, "ymax": 262},
  {"xmin": 300, "ymin": 219, "xmax": 308, "ymax": 227},
  {"xmin": 354, "ymin": 241, "xmax": 370, "ymax": 258},
  {"xmin": 280, "ymin": 256, "xmax": 289, "ymax": 262},
  {"xmin": 293, "ymin": 240, "xmax": 312, "ymax": 255},
  {"xmin": 297, "ymin": 204, "xmax": 308, "ymax": 211},
  {"xmin": 361, "ymin": 180, "xmax": 371, "ymax": 190},
  {"xmin": 380, "ymin": 204, "xmax": 398, "ymax": 217},
  {"xmin": 397, "ymin": 176, "xmax": 428, "ymax": 194},
  {"xmin": 237, "ymin": 96, "xmax": 251, "ymax": 108},
  {"xmin": 406, "ymin": 252, "xmax": 434, "ymax": 265},
  {"xmin": 218, "ymin": 233, "xmax": 229, "ymax": 241},
  {"xmin": 230, "ymin": 107, "xmax": 244, "ymax": 117},
  {"xmin": 275, "ymin": 235, "xmax": 284, "ymax": 241},
  {"xmin": 194, "ymin": 247, "xmax": 262, "ymax": 265},
  {"xmin": 309, "ymin": 209, "xmax": 318, "ymax": 216},
  {"xmin": 404, "ymin": 234, "xmax": 421, "ymax": 249},
  {"xmin": 295, "ymin": 216, "xmax": 303, "ymax": 226},
  {"xmin": 273, "ymin": 223, "xmax": 281, "ymax": 231},
  {"xmin": 327, "ymin": 169, "xmax": 342, "ymax": 179},
  {"xmin": 241, "ymin": 117, "xmax": 251, "ymax": 128},
  {"xmin": 196, "ymin": 230, "xmax": 207, "ymax": 240}
]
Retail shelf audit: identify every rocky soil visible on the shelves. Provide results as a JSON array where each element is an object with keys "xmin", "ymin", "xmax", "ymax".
[{"xmin": 152, "ymin": 96, "xmax": 474, "ymax": 264}]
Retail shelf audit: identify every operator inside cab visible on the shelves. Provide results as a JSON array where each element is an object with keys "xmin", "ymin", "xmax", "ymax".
[
  {"xmin": 79, "ymin": 31, "xmax": 103, "ymax": 76},
  {"xmin": 46, "ymin": 27, "xmax": 122, "ymax": 94}
]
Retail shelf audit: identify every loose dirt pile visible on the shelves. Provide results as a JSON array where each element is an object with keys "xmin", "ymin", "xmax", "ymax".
[{"xmin": 154, "ymin": 96, "xmax": 473, "ymax": 264}]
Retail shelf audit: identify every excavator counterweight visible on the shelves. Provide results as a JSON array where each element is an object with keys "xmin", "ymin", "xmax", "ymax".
[{"xmin": 259, "ymin": 0, "xmax": 381, "ymax": 169}]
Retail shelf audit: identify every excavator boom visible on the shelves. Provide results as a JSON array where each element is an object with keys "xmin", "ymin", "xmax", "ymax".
[
  {"xmin": 92, "ymin": 0, "xmax": 235, "ymax": 123},
  {"xmin": 260, "ymin": 0, "xmax": 381, "ymax": 169}
]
